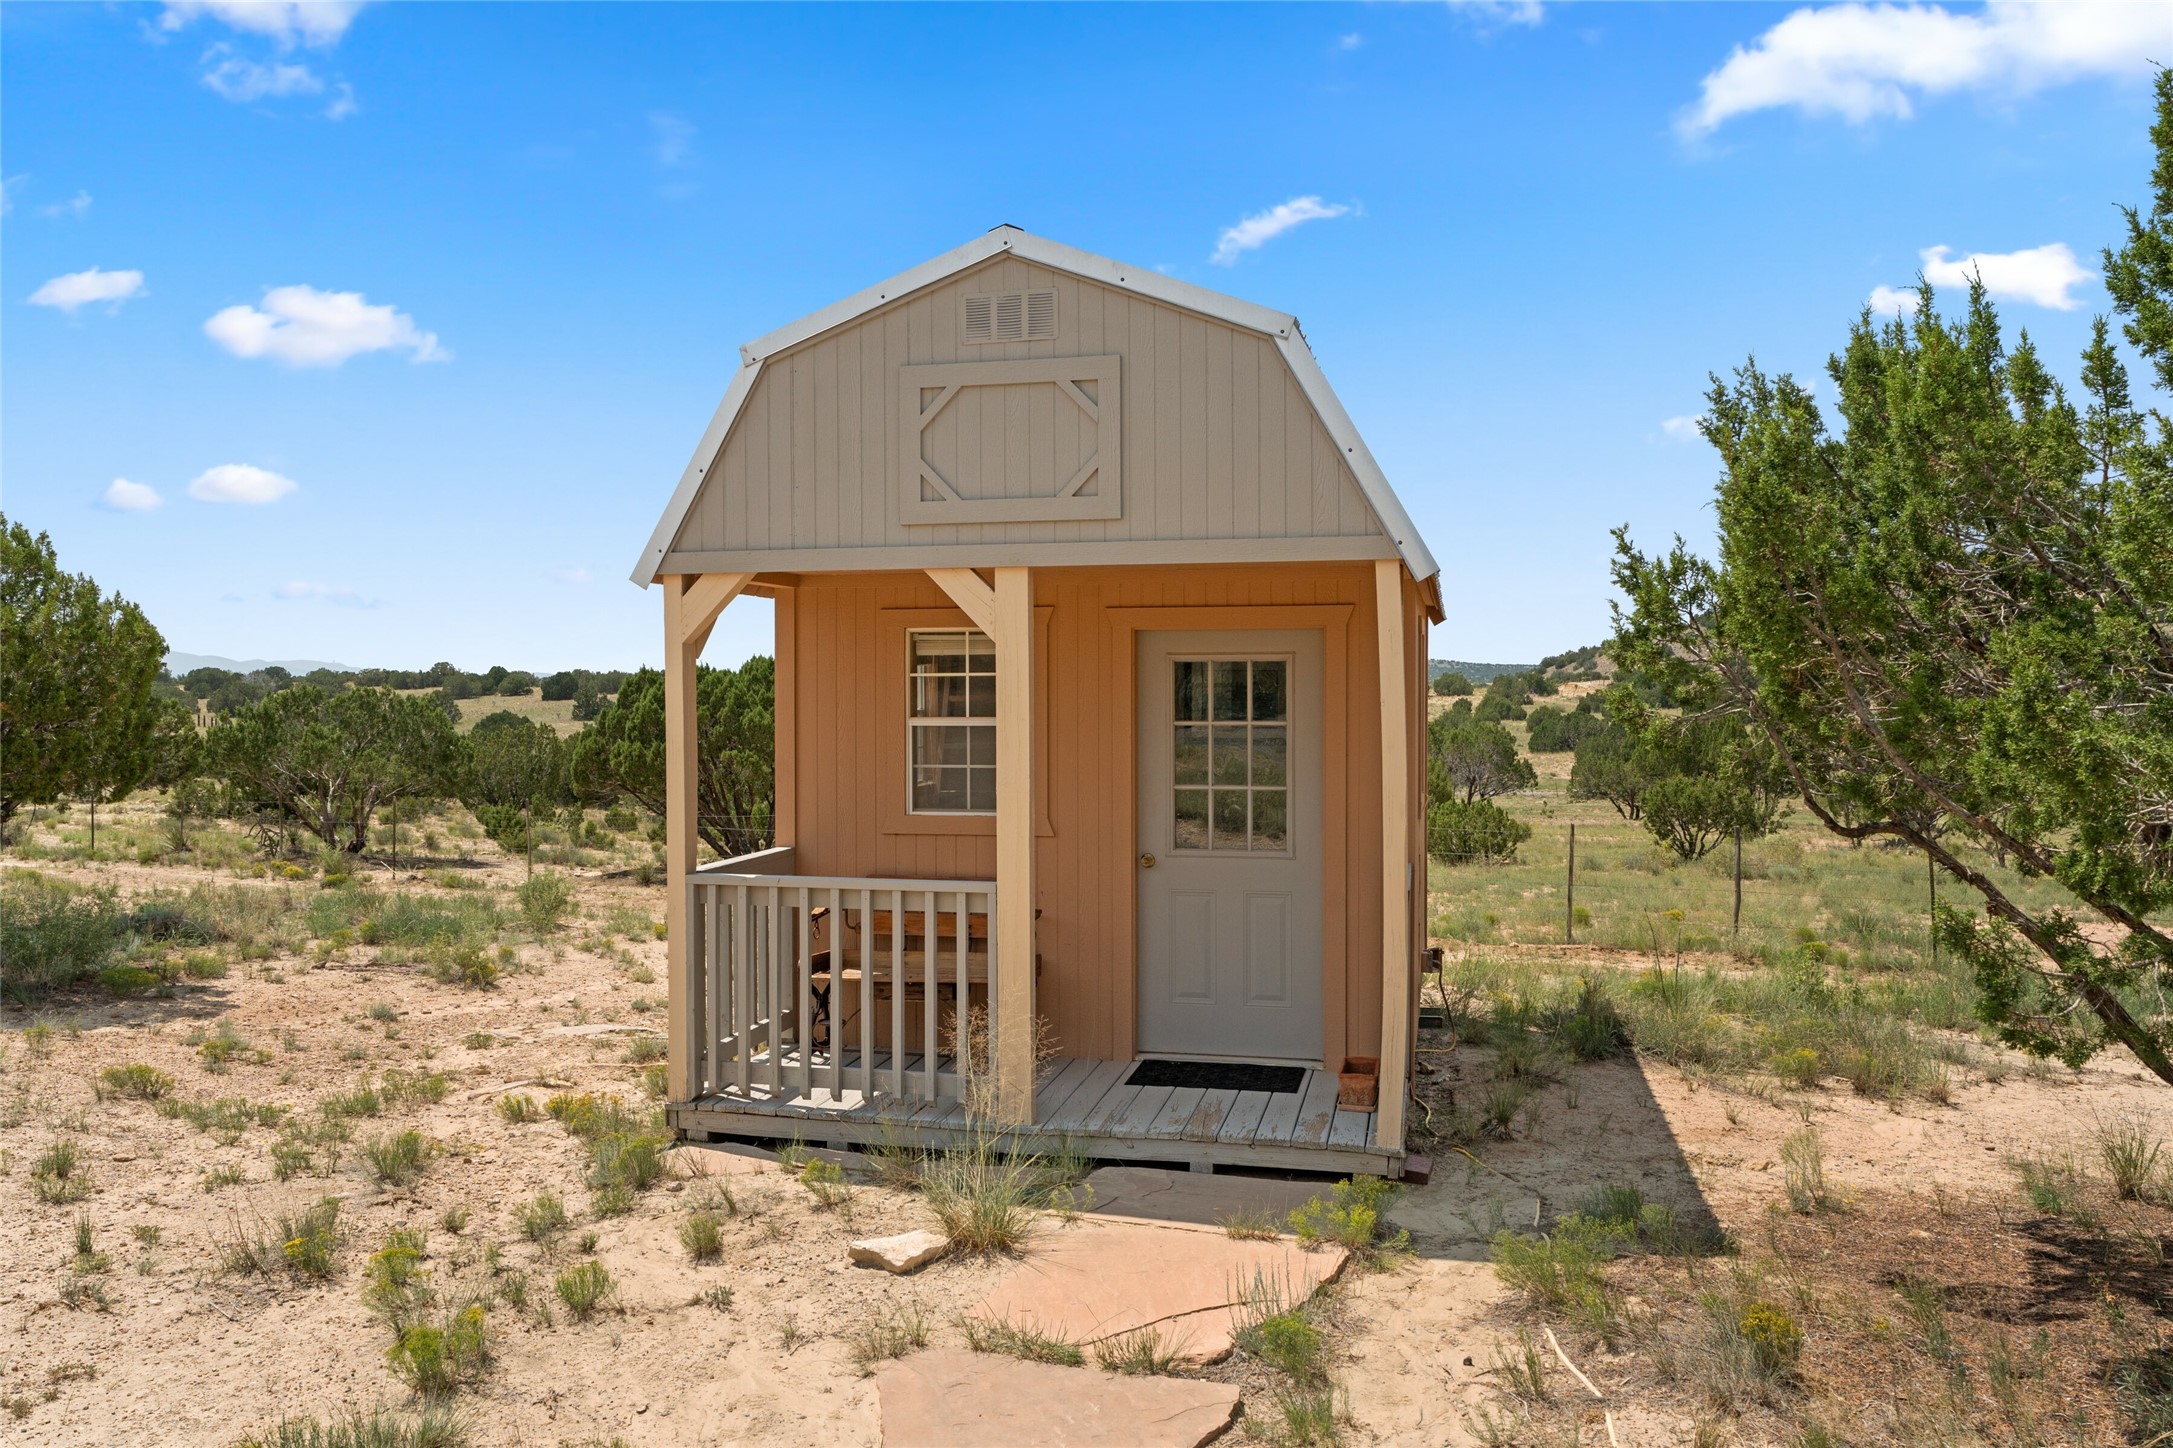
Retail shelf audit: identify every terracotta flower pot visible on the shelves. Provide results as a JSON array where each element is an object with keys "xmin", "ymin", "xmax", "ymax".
[{"xmin": 1337, "ymin": 1055, "xmax": 1380, "ymax": 1110}]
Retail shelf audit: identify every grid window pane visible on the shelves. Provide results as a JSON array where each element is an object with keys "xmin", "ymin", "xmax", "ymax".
[
  {"xmin": 1173, "ymin": 789, "xmax": 1209, "ymax": 849},
  {"xmin": 909, "ymin": 630, "xmax": 997, "ymax": 814},
  {"xmin": 1251, "ymin": 661, "xmax": 1287, "ymax": 722},
  {"xmin": 1173, "ymin": 725, "xmax": 1209, "ymax": 785},
  {"xmin": 1174, "ymin": 661, "xmax": 1209, "ymax": 722},
  {"xmin": 1211, "ymin": 788, "xmax": 1248, "ymax": 848},
  {"xmin": 1168, "ymin": 656, "xmax": 1294, "ymax": 853},
  {"xmin": 1211, "ymin": 661, "xmax": 1249, "ymax": 721}
]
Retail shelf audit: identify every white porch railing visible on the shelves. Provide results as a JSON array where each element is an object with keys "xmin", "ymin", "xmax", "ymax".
[{"xmin": 684, "ymin": 847, "xmax": 997, "ymax": 1107}]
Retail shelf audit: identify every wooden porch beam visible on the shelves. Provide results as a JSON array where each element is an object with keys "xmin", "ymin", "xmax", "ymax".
[
  {"xmin": 665, "ymin": 571, "xmax": 752, "ymax": 1103},
  {"xmin": 1373, "ymin": 560, "xmax": 1412, "ymax": 1153},
  {"xmin": 924, "ymin": 567, "xmax": 997, "ymax": 636},
  {"xmin": 992, "ymin": 566, "xmax": 1036, "ymax": 1125},
  {"xmin": 680, "ymin": 571, "xmax": 754, "ymax": 652}
]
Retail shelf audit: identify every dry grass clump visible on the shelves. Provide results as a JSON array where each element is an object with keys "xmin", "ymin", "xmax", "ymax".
[
  {"xmin": 958, "ymin": 1314, "xmax": 1084, "ymax": 1366},
  {"xmin": 847, "ymin": 1301, "xmax": 929, "ymax": 1374},
  {"xmin": 678, "ymin": 1210, "xmax": 725, "ymax": 1262},
  {"xmin": 363, "ymin": 1130, "xmax": 437, "ymax": 1186},
  {"xmin": 31, "ymin": 1137, "xmax": 92, "ymax": 1204},
  {"xmin": 231, "ymin": 1402, "xmax": 469, "ymax": 1448}
]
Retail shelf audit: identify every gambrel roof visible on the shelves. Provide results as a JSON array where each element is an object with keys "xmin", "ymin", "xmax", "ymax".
[{"xmin": 633, "ymin": 226, "xmax": 1438, "ymax": 590}]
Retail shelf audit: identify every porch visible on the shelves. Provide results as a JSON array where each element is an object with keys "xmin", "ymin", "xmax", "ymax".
[
  {"xmin": 667, "ymin": 1055, "xmax": 1397, "ymax": 1178},
  {"xmin": 676, "ymin": 852, "xmax": 1399, "ymax": 1175}
]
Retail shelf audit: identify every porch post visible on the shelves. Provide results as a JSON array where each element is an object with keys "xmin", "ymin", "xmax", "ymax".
[
  {"xmin": 663, "ymin": 572, "xmax": 753, "ymax": 1103},
  {"xmin": 1373, "ymin": 560, "xmax": 1412, "ymax": 1154},
  {"xmin": 993, "ymin": 566, "xmax": 1037, "ymax": 1125}
]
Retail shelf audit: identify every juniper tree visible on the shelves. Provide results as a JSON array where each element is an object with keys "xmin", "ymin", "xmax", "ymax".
[{"xmin": 1610, "ymin": 74, "xmax": 2173, "ymax": 1084}]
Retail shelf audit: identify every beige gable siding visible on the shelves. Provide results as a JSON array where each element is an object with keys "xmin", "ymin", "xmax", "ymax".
[{"xmin": 664, "ymin": 256, "xmax": 1392, "ymax": 567}]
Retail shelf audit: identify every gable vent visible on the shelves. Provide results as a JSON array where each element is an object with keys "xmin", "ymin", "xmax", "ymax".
[{"xmin": 963, "ymin": 289, "xmax": 1057, "ymax": 344}]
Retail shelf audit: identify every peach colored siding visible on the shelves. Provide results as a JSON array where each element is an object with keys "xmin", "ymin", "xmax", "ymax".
[{"xmin": 775, "ymin": 561, "xmax": 1421, "ymax": 1068}]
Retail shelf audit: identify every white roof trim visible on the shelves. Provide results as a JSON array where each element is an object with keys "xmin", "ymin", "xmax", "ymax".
[{"xmin": 632, "ymin": 225, "xmax": 1436, "ymax": 586}]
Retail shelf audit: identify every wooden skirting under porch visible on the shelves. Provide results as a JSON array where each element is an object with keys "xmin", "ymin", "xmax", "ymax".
[{"xmin": 667, "ymin": 1054, "xmax": 1401, "ymax": 1178}]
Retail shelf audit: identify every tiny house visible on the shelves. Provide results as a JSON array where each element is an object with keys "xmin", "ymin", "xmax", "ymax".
[{"xmin": 633, "ymin": 227, "xmax": 1439, "ymax": 1175}]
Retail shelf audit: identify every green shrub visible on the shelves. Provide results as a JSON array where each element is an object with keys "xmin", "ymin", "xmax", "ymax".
[
  {"xmin": 515, "ymin": 873, "xmax": 573, "ymax": 935},
  {"xmin": 553, "ymin": 1260, "xmax": 614, "ymax": 1321},
  {"xmin": 1542, "ymin": 978, "xmax": 1628, "ymax": 1060},
  {"xmin": 495, "ymin": 1093, "xmax": 540, "ymax": 1124},
  {"xmin": 1738, "ymin": 1300, "xmax": 1804, "ymax": 1376},
  {"xmin": 388, "ymin": 1304, "xmax": 490, "ymax": 1396},
  {"xmin": 0, "ymin": 878, "xmax": 124, "ymax": 1001},
  {"xmin": 97, "ymin": 1063, "xmax": 175, "ymax": 1100},
  {"xmin": 32, "ymin": 1138, "xmax": 91, "ymax": 1203},
  {"xmin": 516, "ymin": 1193, "xmax": 568, "ymax": 1245},
  {"xmin": 1525, "ymin": 704, "xmax": 1606, "ymax": 753},
  {"xmin": 98, "ymin": 964, "xmax": 162, "ymax": 998},
  {"xmin": 1288, "ymin": 1175, "xmax": 1406, "ymax": 1258},
  {"xmin": 1431, "ymin": 671, "xmax": 1473, "ymax": 696},
  {"xmin": 680, "ymin": 1211, "xmax": 725, "ymax": 1262},
  {"xmin": 427, "ymin": 942, "xmax": 498, "ymax": 989},
  {"xmin": 1238, "ymin": 1309, "xmax": 1326, "ymax": 1382},
  {"xmin": 279, "ymin": 1198, "xmax": 343, "ymax": 1280},
  {"xmin": 1426, "ymin": 798, "xmax": 1532, "ymax": 865},
  {"xmin": 365, "ymin": 1131, "xmax": 436, "ymax": 1186}
]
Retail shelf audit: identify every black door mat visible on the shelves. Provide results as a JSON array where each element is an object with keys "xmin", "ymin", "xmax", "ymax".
[{"xmin": 1125, "ymin": 1059, "xmax": 1306, "ymax": 1094}]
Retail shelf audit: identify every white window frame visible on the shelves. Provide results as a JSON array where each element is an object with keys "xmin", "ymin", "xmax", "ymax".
[{"xmin": 906, "ymin": 628, "xmax": 998, "ymax": 816}]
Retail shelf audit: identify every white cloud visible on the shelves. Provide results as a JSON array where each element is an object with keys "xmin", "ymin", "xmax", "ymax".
[
  {"xmin": 1211, "ymin": 196, "xmax": 1353, "ymax": 265},
  {"xmin": 324, "ymin": 82, "xmax": 356, "ymax": 120},
  {"xmin": 204, "ymin": 284, "xmax": 447, "ymax": 367},
  {"xmin": 1681, "ymin": 1, "xmax": 2161, "ymax": 137},
  {"xmin": 1448, "ymin": 0, "xmax": 1544, "ymax": 29},
  {"xmin": 1335, "ymin": 32, "xmax": 1364, "ymax": 51},
  {"xmin": 201, "ymin": 47, "xmax": 324, "ymax": 101},
  {"xmin": 189, "ymin": 463, "xmax": 298, "ymax": 504},
  {"xmin": 40, "ymin": 191, "xmax": 92, "ymax": 219},
  {"xmin": 1868, "ymin": 284, "xmax": 1920, "ymax": 316},
  {"xmin": 1919, "ymin": 242, "xmax": 2093, "ymax": 309},
  {"xmin": 160, "ymin": 2, "xmax": 365, "ymax": 49},
  {"xmin": 272, "ymin": 579, "xmax": 374, "ymax": 607},
  {"xmin": 1660, "ymin": 414, "xmax": 1706, "ymax": 440},
  {"xmin": 0, "ymin": 175, "xmax": 22, "ymax": 216},
  {"xmin": 552, "ymin": 566, "xmax": 593, "ymax": 585},
  {"xmin": 649, "ymin": 112, "xmax": 697, "ymax": 168},
  {"xmin": 103, "ymin": 478, "xmax": 163, "ymax": 512},
  {"xmin": 28, "ymin": 267, "xmax": 148, "ymax": 312}
]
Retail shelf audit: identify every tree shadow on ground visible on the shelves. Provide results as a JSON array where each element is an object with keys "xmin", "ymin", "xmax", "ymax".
[{"xmin": 1391, "ymin": 1044, "xmax": 1723, "ymax": 1264}]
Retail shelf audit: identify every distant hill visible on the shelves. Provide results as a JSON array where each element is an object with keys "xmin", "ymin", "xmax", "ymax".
[
  {"xmin": 1429, "ymin": 645, "xmax": 1614, "ymax": 688},
  {"xmin": 168, "ymin": 651, "xmax": 354, "ymax": 676},
  {"xmin": 1427, "ymin": 659, "xmax": 1536, "ymax": 686}
]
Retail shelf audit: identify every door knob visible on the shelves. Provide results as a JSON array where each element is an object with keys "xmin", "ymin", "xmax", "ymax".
[{"xmin": 1138, "ymin": 853, "xmax": 1156, "ymax": 869}]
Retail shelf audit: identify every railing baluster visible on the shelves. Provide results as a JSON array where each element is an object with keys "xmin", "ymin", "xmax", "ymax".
[
  {"xmin": 830, "ymin": 886, "xmax": 846, "ymax": 1102},
  {"xmin": 764, "ymin": 885, "xmax": 782, "ymax": 1098},
  {"xmin": 889, "ymin": 887, "xmax": 905, "ymax": 1100},
  {"xmin": 955, "ymin": 889, "xmax": 969, "ymax": 1096},
  {"xmin": 859, "ymin": 887, "xmax": 876, "ymax": 1101},
  {"xmin": 732, "ymin": 883, "xmax": 750, "ymax": 1097},
  {"xmin": 704, "ymin": 883, "xmax": 723, "ymax": 1097},
  {"xmin": 921, "ymin": 888, "xmax": 937, "ymax": 1101},
  {"xmin": 797, "ymin": 885, "xmax": 812, "ymax": 1100}
]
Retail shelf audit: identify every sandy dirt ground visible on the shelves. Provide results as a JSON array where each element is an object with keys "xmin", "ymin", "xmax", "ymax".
[{"xmin": 2, "ymin": 848, "xmax": 2163, "ymax": 1446}]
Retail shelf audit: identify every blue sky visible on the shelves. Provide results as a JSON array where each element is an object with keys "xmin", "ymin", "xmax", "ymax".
[{"xmin": 4, "ymin": 1, "xmax": 2161, "ymax": 671}]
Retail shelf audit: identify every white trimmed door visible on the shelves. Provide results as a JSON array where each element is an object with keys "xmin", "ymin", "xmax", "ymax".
[{"xmin": 1136, "ymin": 630, "xmax": 1324, "ymax": 1063}]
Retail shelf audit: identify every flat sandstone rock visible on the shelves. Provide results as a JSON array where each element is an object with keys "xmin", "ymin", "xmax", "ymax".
[
  {"xmin": 875, "ymin": 1350, "xmax": 1240, "ymax": 1448},
  {"xmin": 969, "ymin": 1217, "xmax": 1347, "ymax": 1364},
  {"xmin": 1081, "ymin": 1165, "xmax": 1327, "ymax": 1233},
  {"xmin": 851, "ymin": 1229, "xmax": 951, "ymax": 1274}
]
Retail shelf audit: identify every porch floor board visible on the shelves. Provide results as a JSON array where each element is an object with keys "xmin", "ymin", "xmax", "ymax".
[{"xmin": 669, "ymin": 1057, "xmax": 1400, "ymax": 1177}]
